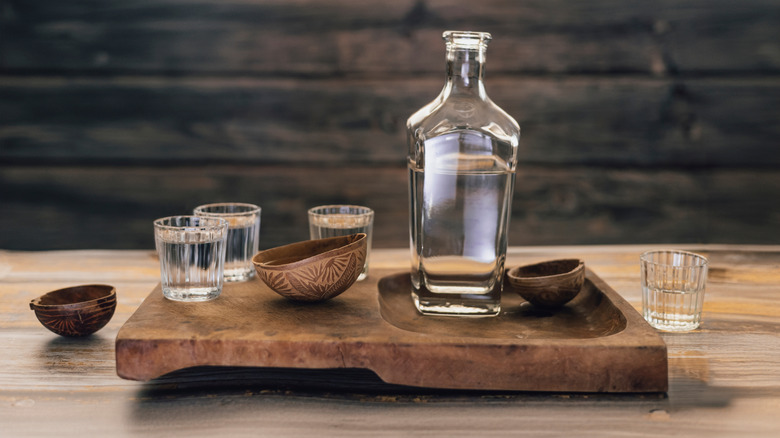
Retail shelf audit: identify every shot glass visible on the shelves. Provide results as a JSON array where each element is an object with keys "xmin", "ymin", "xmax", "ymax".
[
  {"xmin": 640, "ymin": 250, "xmax": 709, "ymax": 332},
  {"xmin": 194, "ymin": 203, "xmax": 262, "ymax": 282},
  {"xmin": 154, "ymin": 215, "xmax": 228, "ymax": 302},
  {"xmin": 308, "ymin": 205, "xmax": 374, "ymax": 281}
]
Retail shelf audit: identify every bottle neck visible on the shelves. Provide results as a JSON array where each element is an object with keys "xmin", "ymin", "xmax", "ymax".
[{"xmin": 444, "ymin": 45, "xmax": 488, "ymax": 99}]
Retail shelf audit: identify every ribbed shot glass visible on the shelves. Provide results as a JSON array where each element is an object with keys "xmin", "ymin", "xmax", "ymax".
[{"xmin": 640, "ymin": 250, "xmax": 708, "ymax": 332}]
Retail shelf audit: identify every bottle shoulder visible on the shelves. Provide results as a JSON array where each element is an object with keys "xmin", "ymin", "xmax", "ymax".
[
  {"xmin": 407, "ymin": 96, "xmax": 520, "ymax": 145},
  {"xmin": 406, "ymin": 96, "xmax": 443, "ymax": 131}
]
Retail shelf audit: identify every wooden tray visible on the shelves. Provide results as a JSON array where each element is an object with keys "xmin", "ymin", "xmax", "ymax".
[{"xmin": 116, "ymin": 269, "xmax": 667, "ymax": 392}]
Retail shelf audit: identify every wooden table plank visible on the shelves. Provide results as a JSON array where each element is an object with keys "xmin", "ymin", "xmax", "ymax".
[{"xmin": 1, "ymin": 245, "xmax": 779, "ymax": 437}]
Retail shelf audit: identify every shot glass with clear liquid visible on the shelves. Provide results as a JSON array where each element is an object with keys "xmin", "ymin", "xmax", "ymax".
[
  {"xmin": 194, "ymin": 203, "xmax": 261, "ymax": 282},
  {"xmin": 154, "ymin": 215, "xmax": 228, "ymax": 302},
  {"xmin": 308, "ymin": 205, "xmax": 374, "ymax": 281},
  {"xmin": 640, "ymin": 250, "xmax": 709, "ymax": 332}
]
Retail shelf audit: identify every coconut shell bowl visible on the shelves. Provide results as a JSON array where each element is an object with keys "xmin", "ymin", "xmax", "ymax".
[
  {"xmin": 505, "ymin": 259, "xmax": 586, "ymax": 308},
  {"xmin": 252, "ymin": 233, "xmax": 367, "ymax": 302},
  {"xmin": 29, "ymin": 284, "xmax": 117, "ymax": 337}
]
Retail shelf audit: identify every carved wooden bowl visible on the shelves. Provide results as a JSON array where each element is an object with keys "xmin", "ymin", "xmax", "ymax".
[
  {"xmin": 29, "ymin": 284, "xmax": 117, "ymax": 337},
  {"xmin": 252, "ymin": 233, "xmax": 367, "ymax": 302},
  {"xmin": 506, "ymin": 259, "xmax": 585, "ymax": 308}
]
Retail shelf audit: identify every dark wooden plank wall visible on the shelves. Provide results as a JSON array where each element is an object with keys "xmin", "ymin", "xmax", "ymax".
[{"xmin": 1, "ymin": 0, "xmax": 779, "ymax": 250}]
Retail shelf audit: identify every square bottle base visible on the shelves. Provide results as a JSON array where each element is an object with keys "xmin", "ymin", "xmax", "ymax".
[{"xmin": 412, "ymin": 292, "xmax": 500, "ymax": 316}]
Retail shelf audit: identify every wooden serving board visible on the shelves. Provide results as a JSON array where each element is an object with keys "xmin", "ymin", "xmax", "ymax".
[{"xmin": 116, "ymin": 269, "xmax": 667, "ymax": 392}]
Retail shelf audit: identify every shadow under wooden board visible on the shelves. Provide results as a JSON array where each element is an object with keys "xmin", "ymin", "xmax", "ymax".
[{"xmin": 116, "ymin": 269, "xmax": 667, "ymax": 393}]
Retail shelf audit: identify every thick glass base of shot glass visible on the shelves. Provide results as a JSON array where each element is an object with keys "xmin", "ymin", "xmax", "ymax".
[
  {"xmin": 223, "ymin": 266, "xmax": 255, "ymax": 282},
  {"xmin": 356, "ymin": 264, "xmax": 369, "ymax": 282},
  {"xmin": 412, "ymin": 283, "xmax": 501, "ymax": 316},
  {"xmin": 643, "ymin": 310, "xmax": 701, "ymax": 332},
  {"xmin": 162, "ymin": 286, "xmax": 222, "ymax": 302}
]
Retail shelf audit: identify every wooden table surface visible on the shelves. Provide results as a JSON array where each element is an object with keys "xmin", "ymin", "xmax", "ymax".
[{"xmin": 1, "ymin": 245, "xmax": 779, "ymax": 437}]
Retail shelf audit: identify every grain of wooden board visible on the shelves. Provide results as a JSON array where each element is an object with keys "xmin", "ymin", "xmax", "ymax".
[
  {"xmin": 2, "ymin": 246, "xmax": 780, "ymax": 436},
  {"xmin": 115, "ymin": 268, "xmax": 667, "ymax": 392}
]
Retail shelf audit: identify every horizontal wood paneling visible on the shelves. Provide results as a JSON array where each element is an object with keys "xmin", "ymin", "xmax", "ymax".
[
  {"xmin": 2, "ymin": 0, "xmax": 778, "ymax": 75},
  {"xmin": 2, "ymin": 76, "xmax": 778, "ymax": 167},
  {"xmin": 1, "ymin": 165, "xmax": 778, "ymax": 250}
]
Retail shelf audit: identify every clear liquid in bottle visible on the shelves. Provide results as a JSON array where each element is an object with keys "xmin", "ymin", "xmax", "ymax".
[{"xmin": 410, "ymin": 131, "xmax": 515, "ymax": 315}]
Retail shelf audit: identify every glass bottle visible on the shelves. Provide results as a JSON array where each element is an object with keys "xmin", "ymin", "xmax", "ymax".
[{"xmin": 407, "ymin": 31, "xmax": 520, "ymax": 316}]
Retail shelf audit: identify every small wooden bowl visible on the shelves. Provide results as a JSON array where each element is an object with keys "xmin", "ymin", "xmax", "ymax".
[
  {"xmin": 252, "ymin": 233, "xmax": 367, "ymax": 302},
  {"xmin": 506, "ymin": 259, "xmax": 585, "ymax": 308},
  {"xmin": 29, "ymin": 284, "xmax": 117, "ymax": 337}
]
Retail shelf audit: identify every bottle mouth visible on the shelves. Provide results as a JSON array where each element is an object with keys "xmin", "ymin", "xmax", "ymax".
[{"xmin": 443, "ymin": 31, "xmax": 492, "ymax": 49}]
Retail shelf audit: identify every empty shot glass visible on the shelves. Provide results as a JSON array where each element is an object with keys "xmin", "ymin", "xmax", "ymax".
[
  {"xmin": 308, "ymin": 205, "xmax": 374, "ymax": 281},
  {"xmin": 640, "ymin": 250, "xmax": 709, "ymax": 332},
  {"xmin": 194, "ymin": 203, "xmax": 261, "ymax": 282},
  {"xmin": 154, "ymin": 216, "xmax": 228, "ymax": 302}
]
